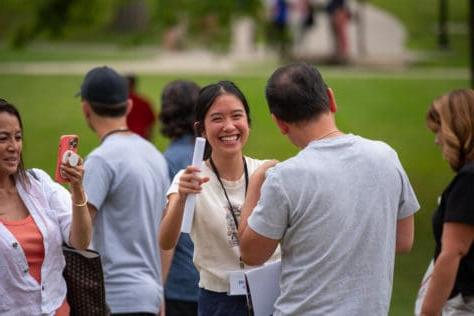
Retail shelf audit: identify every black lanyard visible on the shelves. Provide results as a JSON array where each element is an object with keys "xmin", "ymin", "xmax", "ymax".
[
  {"xmin": 209, "ymin": 156, "xmax": 248, "ymax": 230},
  {"xmin": 100, "ymin": 128, "xmax": 130, "ymax": 143},
  {"xmin": 210, "ymin": 157, "xmax": 253, "ymax": 315}
]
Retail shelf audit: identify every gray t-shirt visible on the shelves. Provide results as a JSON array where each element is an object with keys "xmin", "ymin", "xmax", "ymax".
[
  {"xmin": 84, "ymin": 133, "xmax": 169, "ymax": 314},
  {"xmin": 248, "ymin": 134, "xmax": 419, "ymax": 316}
]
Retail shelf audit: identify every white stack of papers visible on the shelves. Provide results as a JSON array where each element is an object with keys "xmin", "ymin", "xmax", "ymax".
[{"xmin": 245, "ymin": 260, "xmax": 281, "ymax": 316}]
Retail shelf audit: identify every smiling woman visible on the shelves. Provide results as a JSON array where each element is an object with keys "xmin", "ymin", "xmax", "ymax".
[
  {"xmin": 159, "ymin": 81, "xmax": 280, "ymax": 316},
  {"xmin": 0, "ymin": 99, "xmax": 92, "ymax": 316}
]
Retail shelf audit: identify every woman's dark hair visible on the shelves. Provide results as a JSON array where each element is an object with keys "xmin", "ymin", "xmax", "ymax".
[
  {"xmin": 0, "ymin": 98, "xmax": 29, "ymax": 187},
  {"xmin": 195, "ymin": 80, "xmax": 251, "ymax": 159},
  {"xmin": 159, "ymin": 80, "xmax": 200, "ymax": 139}
]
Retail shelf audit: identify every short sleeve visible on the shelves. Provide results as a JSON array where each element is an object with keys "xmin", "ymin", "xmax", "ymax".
[
  {"xmin": 248, "ymin": 169, "xmax": 289, "ymax": 240},
  {"xmin": 393, "ymin": 154, "xmax": 420, "ymax": 219},
  {"xmin": 84, "ymin": 155, "xmax": 113, "ymax": 211},
  {"xmin": 166, "ymin": 170, "xmax": 184, "ymax": 198},
  {"xmin": 444, "ymin": 173, "xmax": 474, "ymax": 225}
]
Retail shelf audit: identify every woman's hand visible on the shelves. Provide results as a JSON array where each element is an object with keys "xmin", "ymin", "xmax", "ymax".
[
  {"xmin": 252, "ymin": 159, "xmax": 279, "ymax": 182},
  {"xmin": 160, "ymin": 165, "xmax": 209, "ymax": 250},
  {"xmin": 64, "ymin": 153, "xmax": 92, "ymax": 250},
  {"xmin": 238, "ymin": 159, "xmax": 279, "ymax": 241},
  {"xmin": 257, "ymin": 159, "xmax": 278, "ymax": 174},
  {"xmin": 60, "ymin": 153, "xmax": 84, "ymax": 187},
  {"xmin": 177, "ymin": 166, "xmax": 209, "ymax": 200}
]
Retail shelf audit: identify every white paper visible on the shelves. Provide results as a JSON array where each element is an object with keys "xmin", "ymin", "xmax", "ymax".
[
  {"xmin": 244, "ymin": 260, "xmax": 281, "ymax": 316},
  {"xmin": 181, "ymin": 137, "xmax": 206, "ymax": 233},
  {"xmin": 228, "ymin": 270, "xmax": 247, "ymax": 295}
]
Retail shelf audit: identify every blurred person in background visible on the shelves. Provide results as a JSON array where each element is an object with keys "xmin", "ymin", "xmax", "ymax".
[
  {"xmin": 0, "ymin": 99, "xmax": 92, "ymax": 315},
  {"xmin": 159, "ymin": 80, "xmax": 201, "ymax": 316},
  {"xmin": 126, "ymin": 74, "xmax": 156, "ymax": 140},
  {"xmin": 327, "ymin": 0, "xmax": 350, "ymax": 64},
  {"xmin": 421, "ymin": 89, "xmax": 474, "ymax": 316},
  {"xmin": 267, "ymin": 0, "xmax": 290, "ymax": 59}
]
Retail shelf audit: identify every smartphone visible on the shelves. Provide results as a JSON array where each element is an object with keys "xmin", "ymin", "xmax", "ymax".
[{"xmin": 54, "ymin": 135, "xmax": 79, "ymax": 183}]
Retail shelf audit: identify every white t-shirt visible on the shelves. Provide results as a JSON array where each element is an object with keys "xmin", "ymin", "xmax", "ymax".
[{"xmin": 168, "ymin": 156, "xmax": 279, "ymax": 292}]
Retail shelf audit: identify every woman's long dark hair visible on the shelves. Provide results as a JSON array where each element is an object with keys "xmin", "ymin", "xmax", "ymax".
[
  {"xmin": 0, "ymin": 98, "xmax": 29, "ymax": 188},
  {"xmin": 194, "ymin": 81, "xmax": 251, "ymax": 160}
]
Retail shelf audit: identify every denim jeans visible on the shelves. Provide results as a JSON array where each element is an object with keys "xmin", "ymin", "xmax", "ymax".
[{"xmin": 198, "ymin": 288, "xmax": 248, "ymax": 316}]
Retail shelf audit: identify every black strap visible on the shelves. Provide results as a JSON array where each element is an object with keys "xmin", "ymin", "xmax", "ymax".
[
  {"xmin": 209, "ymin": 157, "xmax": 253, "ymax": 315},
  {"xmin": 100, "ymin": 128, "xmax": 130, "ymax": 143},
  {"xmin": 209, "ymin": 156, "xmax": 248, "ymax": 230}
]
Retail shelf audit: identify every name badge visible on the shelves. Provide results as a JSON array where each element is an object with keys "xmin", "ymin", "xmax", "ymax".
[{"xmin": 228, "ymin": 270, "xmax": 248, "ymax": 295}]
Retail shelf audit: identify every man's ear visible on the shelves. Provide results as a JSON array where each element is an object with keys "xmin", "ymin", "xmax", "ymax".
[
  {"xmin": 327, "ymin": 88, "xmax": 337, "ymax": 113},
  {"xmin": 271, "ymin": 114, "xmax": 289, "ymax": 135},
  {"xmin": 125, "ymin": 99, "xmax": 133, "ymax": 116}
]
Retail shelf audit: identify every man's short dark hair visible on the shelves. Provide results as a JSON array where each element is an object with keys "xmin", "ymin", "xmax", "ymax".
[
  {"xmin": 88, "ymin": 101, "xmax": 128, "ymax": 117},
  {"xmin": 265, "ymin": 63, "xmax": 329, "ymax": 123}
]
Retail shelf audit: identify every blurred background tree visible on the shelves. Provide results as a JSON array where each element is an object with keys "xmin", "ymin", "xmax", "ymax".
[{"xmin": 0, "ymin": 0, "xmax": 262, "ymax": 49}]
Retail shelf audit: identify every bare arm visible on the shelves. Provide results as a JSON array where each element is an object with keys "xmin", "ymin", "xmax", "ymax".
[
  {"xmin": 159, "ymin": 193, "xmax": 186, "ymax": 250},
  {"xmin": 421, "ymin": 223, "xmax": 474, "ymax": 316},
  {"xmin": 62, "ymin": 159, "xmax": 92, "ymax": 250},
  {"xmin": 239, "ymin": 160, "xmax": 279, "ymax": 265},
  {"xmin": 161, "ymin": 248, "xmax": 175, "ymax": 284},
  {"xmin": 396, "ymin": 215, "xmax": 414, "ymax": 253},
  {"xmin": 159, "ymin": 166, "xmax": 209, "ymax": 250}
]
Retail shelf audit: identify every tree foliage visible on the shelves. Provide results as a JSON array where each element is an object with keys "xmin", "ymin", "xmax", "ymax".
[{"xmin": 1, "ymin": 0, "xmax": 262, "ymax": 49}]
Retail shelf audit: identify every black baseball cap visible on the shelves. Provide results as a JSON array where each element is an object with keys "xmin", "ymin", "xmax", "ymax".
[{"xmin": 76, "ymin": 66, "xmax": 128, "ymax": 105}]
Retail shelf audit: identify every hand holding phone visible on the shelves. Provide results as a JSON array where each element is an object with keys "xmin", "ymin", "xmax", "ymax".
[{"xmin": 55, "ymin": 135, "xmax": 79, "ymax": 183}]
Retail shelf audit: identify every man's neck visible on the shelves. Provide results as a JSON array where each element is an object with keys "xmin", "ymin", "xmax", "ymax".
[
  {"xmin": 92, "ymin": 118, "xmax": 129, "ymax": 141},
  {"xmin": 292, "ymin": 114, "xmax": 342, "ymax": 148}
]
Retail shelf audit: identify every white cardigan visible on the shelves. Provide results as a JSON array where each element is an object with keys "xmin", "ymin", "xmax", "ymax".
[{"xmin": 0, "ymin": 169, "xmax": 72, "ymax": 315}]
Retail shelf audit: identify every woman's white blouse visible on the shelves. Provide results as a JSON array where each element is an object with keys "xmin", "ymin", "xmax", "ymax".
[{"xmin": 0, "ymin": 169, "xmax": 72, "ymax": 315}]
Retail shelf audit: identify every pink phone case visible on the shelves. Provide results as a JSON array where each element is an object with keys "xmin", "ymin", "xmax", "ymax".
[{"xmin": 54, "ymin": 135, "xmax": 79, "ymax": 183}]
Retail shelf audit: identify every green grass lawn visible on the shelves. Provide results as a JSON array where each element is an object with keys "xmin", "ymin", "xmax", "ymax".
[{"xmin": 0, "ymin": 72, "xmax": 469, "ymax": 315}]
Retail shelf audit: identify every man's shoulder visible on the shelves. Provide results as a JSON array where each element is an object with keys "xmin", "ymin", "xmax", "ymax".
[
  {"xmin": 95, "ymin": 134, "xmax": 160, "ymax": 153},
  {"xmin": 352, "ymin": 135, "xmax": 397, "ymax": 159},
  {"xmin": 266, "ymin": 155, "xmax": 303, "ymax": 181},
  {"xmin": 87, "ymin": 136, "xmax": 165, "ymax": 167}
]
